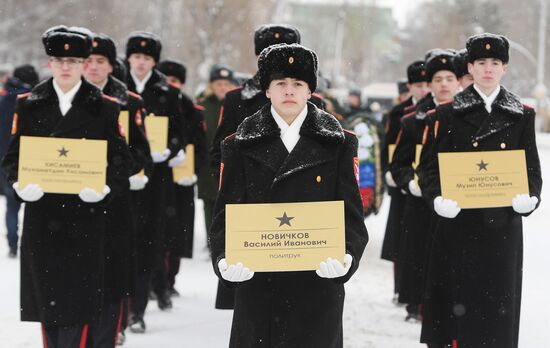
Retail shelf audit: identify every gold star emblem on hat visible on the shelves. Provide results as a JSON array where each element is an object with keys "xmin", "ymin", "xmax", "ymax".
[
  {"xmin": 441, "ymin": 58, "xmax": 447, "ymax": 63},
  {"xmin": 288, "ymin": 56, "xmax": 294, "ymax": 64},
  {"xmin": 274, "ymin": 32, "xmax": 280, "ymax": 39},
  {"xmin": 64, "ymin": 43, "xmax": 70, "ymax": 51},
  {"xmin": 485, "ymin": 43, "xmax": 491, "ymax": 50},
  {"xmin": 92, "ymin": 41, "xmax": 98, "ymax": 48},
  {"xmin": 220, "ymin": 69, "xmax": 229, "ymax": 77},
  {"xmin": 140, "ymin": 40, "xmax": 147, "ymax": 47}
]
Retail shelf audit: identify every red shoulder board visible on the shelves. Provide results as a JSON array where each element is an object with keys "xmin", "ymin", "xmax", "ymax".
[
  {"xmin": 11, "ymin": 113, "xmax": 18, "ymax": 135},
  {"xmin": 224, "ymin": 132, "xmax": 237, "ymax": 141},
  {"xmin": 167, "ymin": 81, "xmax": 181, "ymax": 90},
  {"xmin": 127, "ymin": 90, "xmax": 142, "ymax": 100},
  {"xmin": 523, "ymin": 103, "xmax": 534, "ymax": 110},
  {"xmin": 404, "ymin": 104, "xmax": 416, "ymax": 112},
  {"xmin": 312, "ymin": 92, "xmax": 324, "ymax": 100},
  {"xmin": 102, "ymin": 94, "xmax": 120, "ymax": 103},
  {"xmin": 194, "ymin": 103, "xmax": 205, "ymax": 111},
  {"xmin": 422, "ymin": 125, "xmax": 429, "ymax": 145},
  {"xmin": 227, "ymin": 86, "xmax": 243, "ymax": 94},
  {"xmin": 17, "ymin": 92, "xmax": 31, "ymax": 100},
  {"xmin": 343, "ymin": 129, "xmax": 357, "ymax": 137},
  {"xmin": 403, "ymin": 111, "xmax": 416, "ymax": 119}
]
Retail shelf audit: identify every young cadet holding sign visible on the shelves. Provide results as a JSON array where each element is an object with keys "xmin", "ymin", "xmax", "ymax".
[
  {"xmin": 209, "ymin": 43, "xmax": 368, "ymax": 348},
  {"xmin": 420, "ymin": 34, "xmax": 542, "ymax": 348},
  {"xmin": 1, "ymin": 25, "xmax": 129, "ymax": 348}
]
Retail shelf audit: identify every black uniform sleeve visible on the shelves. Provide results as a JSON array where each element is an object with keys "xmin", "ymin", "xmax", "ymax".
[
  {"xmin": 1, "ymin": 98, "xmax": 27, "ymax": 187},
  {"xmin": 518, "ymin": 106, "xmax": 542, "ymax": 215},
  {"xmin": 104, "ymin": 101, "xmax": 131, "ymax": 195},
  {"xmin": 165, "ymin": 89, "xmax": 185, "ymax": 159},
  {"xmin": 209, "ymin": 136, "xmax": 247, "ymax": 288},
  {"xmin": 389, "ymin": 117, "xmax": 416, "ymax": 191},
  {"xmin": 192, "ymin": 106, "xmax": 208, "ymax": 173},
  {"xmin": 210, "ymin": 90, "xmax": 239, "ymax": 174},
  {"xmin": 128, "ymin": 96, "xmax": 153, "ymax": 177},
  {"xmin": 333, "ymin": 133, "xmax": 369, "ymax": 284}
]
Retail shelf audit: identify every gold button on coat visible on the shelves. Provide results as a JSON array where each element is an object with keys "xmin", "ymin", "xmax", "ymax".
[{"xmin": 500, "ymin": 142, "xmax": 506, "ymax": 149}]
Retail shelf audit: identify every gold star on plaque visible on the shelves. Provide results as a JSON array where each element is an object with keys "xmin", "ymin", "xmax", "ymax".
[
  {"xmin": 140, "ymin": 40, "xmax": 147, "ymax": 47},
  {"xmin": 485, "ymin": 43, "xmax": 491, "ymax": 50},
  {"xmin": 288, "ymin": 56, "xmax": 294, "ymax": 64},
  {"xmin": 64, "ymin": 43, "xmax": 70, "ymax": 50},
  {"xmin": 274, "ymin": 32, "xmax": 280, "ymax": 39}
]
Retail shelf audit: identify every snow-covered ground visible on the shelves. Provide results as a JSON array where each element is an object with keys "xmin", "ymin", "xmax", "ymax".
[{"xmin": 0, "ymin": 133, "xmax": 549, "ymax": 347}]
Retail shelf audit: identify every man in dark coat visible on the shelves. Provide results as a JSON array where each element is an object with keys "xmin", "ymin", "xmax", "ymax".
[
  {"xmin": 380, "ymin": 59, "xmax": 429, "ymax": 302},
  {"xmin": 209, "ymin": 43, "xmax": 368, "ymax": 348},
  {"xmin": 124, "ymin": 31, "xmax": 185, "ymax": 332},
  {"xmin": 390, "ymin": 50, "xmax": 460, "ymax": 321},
  {"xmin": 157, "ymin": 58, "xmax": 207, "ymax": 296},
  {"xmin": 420, "ymin": 33, "xmax": 543, "ymax": 348},
  {"xmin": 1, "ymin": 25, "xmax": 130, "ymax": 348},
  {"xmin": 84, "ymin": 32, "xmax": 152, "ymax": 347},
  {"xmin": 210, "ymin": 23, "xmax": 326, "ymax": 310},
  {"xmin": 0, "ymin": 65, "xmax": 38, "ymax": 258},
  {"xmin": 197, "ymin": 64, "xmax": 236, "ymax": 253}
]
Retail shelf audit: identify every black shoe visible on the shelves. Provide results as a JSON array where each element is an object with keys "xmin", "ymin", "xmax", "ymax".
[
  {"xmin": 129, "ymin": 316, "xmax": 146, "ymax": 333},
  {"xmin": 8, "ymin": 247, "xmax": 17, "ymax": 259},
  {"xmin": 116, "ymin": 330, "xmax": 126, "ymax": 345},
  {"xmin": 168, "ymin": 287, "xmax": 180, "ymax": 298},
  {"xmin": 157, "ymin": 293, "xmax": 173, "ymax": 310}
]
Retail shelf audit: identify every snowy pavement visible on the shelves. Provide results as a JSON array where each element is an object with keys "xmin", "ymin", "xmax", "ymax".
[{"xmin": 0, "ymin": 133, "xmax": 549, "ymax": 347}]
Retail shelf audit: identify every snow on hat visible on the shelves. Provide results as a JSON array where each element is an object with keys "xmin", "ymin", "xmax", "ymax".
[
  {"xmin": 466, "ymin": 33, "xmax": 509, "ymax": 64},
  {"xmin": 258, "ymin": 43, "xmax": 318, "ymax": 92},
  {"xmin": 254, "ymin": 24, "xmax": 301, "ymax": 56},
  {"xmin": 126, "ymin": 31, "xmax": 162, "ymax": 62},
  {"xmin": 42, "ymin": 25, "xmax": 93, "ymax": 58}
]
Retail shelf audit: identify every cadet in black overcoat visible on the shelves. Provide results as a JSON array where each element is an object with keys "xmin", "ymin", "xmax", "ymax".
[
  {"xmin": 1, "ymin": 26, "xmax": 130, "ymax": 347},
  {"xmin": 209, "ymin": 44, "xmax": 368, "ymax": 348},
  {"xmin": 124, "ymin": 31, "xmax": 185, "ymax": 331},
  {"xmin": 420, "ymin": 34, "xmax": 542, "ymax": 348},
  {"xmin": 390, "ymin": 50, "xmax": 459, "ymax": 320},
  {"xmin": 381, "ymin": 60, "xmax": 429, "ymax": 302}
]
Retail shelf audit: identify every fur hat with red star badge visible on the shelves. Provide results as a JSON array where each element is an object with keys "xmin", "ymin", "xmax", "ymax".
[
  {"xmin": 466, "ymin": 33, "xmax": 509, "ymax": 64},
  {"xmin": 42, "ymin": 25, "xmax": 92, "ymax": 58},
  {"xmin": 126, "ymin": 31, "xmax": 162, "ymax": 62},
  {"xmin": 258, "ymin": 43, "xmax": 318, "ymax": 92}
]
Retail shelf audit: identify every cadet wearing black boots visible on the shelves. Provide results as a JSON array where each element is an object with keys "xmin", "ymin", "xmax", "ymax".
[
  {"xmin": 209, "ymin": 43, "xmax": 368, "ymax": 348},
  {"xmin": 420, "ymin": 33, "xmax": 542, "ymax": 348},
  {"xmin": 83, "ymin": 32, "xmax": 152, "ymax": 347},
  {"xmin": 390, "ymin": 50, "xmax": 460, "ymax": 322},
  {"xmin": 157, "ymin": 59, "xmax": 207, "ymax": 296},
  {"xmin": 381, "ymin": 60, "xmax": 429, "ymax": 303},
  {"xmin": 124, "ymin": 31, "xmax": 185, "ymax": 333},
  {"xmin": 2, "ymin": 25, "xmax": 130, "ymax": 348}
]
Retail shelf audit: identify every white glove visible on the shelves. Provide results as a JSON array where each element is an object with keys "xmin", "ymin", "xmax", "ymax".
[
  {"xmin": 512, "ymin": 194, "xmax": 538, "ymax": 214},
  {"xmin": 408, "ymin": 179, "xmax": 422, "ymax": 197},
  {"xmin": 129, "ymin": 174, "xmax": 149, "ymax": 191},
  {"xmin": 176, "ymin": 174, "xmax": 197, "ymax": 187},
  {"xmin": 385, "ymin": 171, "xmax": 397, "ymax": 188},
  {"xmin": 151, "ymin": 148, "xmax": 171, "ymax": 163},
  {"xmin": 316, "ymin": 254, "xmax": 353, "ymax": 279},
  {"xmin": 434, "ymin": 196, "xmax": 461, "ymax": 219},
  {"xmin": 13, "ymin": 182, "xmax": 44, "ymax": 202},
  {"xmin": 218, "ymin": 259, "xmax": 254, "ymax": 282},
  {"xmin": 168, "ymin": 149, "xmax": 186, "ymax": 167},
  {"xmin": 79, "ymin": 186, "xmax": 111, "ymax": 203}
]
